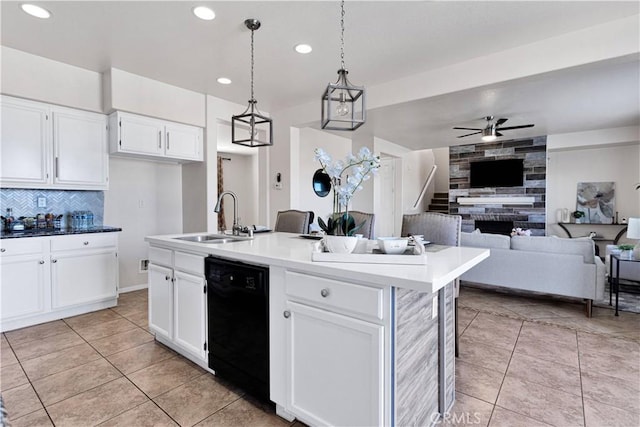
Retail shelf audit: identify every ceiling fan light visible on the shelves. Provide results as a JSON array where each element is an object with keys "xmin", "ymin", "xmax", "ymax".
[
  {"xmin": 481, "ymin": 134, "xmax": 497, "ymax": 142},
  {"xmin": 481, "ymin": 126, "xmax": 497, "ymax": 142}
]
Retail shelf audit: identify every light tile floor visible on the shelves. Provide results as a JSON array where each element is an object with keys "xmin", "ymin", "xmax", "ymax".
[{"xmin": 1, "ymin": 286, "xmax": 638, "ymax": 426}]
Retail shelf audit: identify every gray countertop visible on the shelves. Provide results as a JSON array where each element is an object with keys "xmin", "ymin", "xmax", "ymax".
[{"xmin": 0, "ymin": 226, "xmax": 122, "ymax": 239}]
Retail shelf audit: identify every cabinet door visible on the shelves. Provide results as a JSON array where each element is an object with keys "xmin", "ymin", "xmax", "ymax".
[
  {"xmin": 285, "ymin": 301, "xmax": 384, "ymax": 427},
  {"xmin": 149, "ymin": 263, "xmax": 174, "ymax": 340},
  {"xmin": 53, "ymin": 108, "xmax": 108, "ymax": 189},
  {"xmin": 174, "ymin": 270, "xmax": 206, "ymax": 359},
  {"xmin": 165, "ymin": 123, "xmax": 203, "ymax": 161},
  {"xmin": 0, "ymin": 254, "xmax": 47, "ymax": 321},
  {"xmin": 51, "ymin": 249, "xmax": 117, "ymax": 309},
  {"xmin": 117, "ymin": 113, "xmax": 164, "ymax": 156},
  {"xmin": 0, "ymin": 96, "xmax": 50, "ymax": 187}
]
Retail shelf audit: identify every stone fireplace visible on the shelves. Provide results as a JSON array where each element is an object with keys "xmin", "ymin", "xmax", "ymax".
[{"xmin": 448, "ymin": 137, "xmax": 547, "ymax": 236}]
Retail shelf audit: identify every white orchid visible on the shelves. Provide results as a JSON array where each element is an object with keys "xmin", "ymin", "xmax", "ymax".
[{"xmin": 314, "ymin": 147, "xmax": 380, "ymax": 235}]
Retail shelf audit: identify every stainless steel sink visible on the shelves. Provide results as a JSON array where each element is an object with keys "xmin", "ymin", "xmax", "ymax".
[{"xmin": 174, "ymin": 234, "xmax": 251, "ymax": 243}]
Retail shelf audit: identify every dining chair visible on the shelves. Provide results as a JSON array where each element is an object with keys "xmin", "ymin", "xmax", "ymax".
[
  {"xmin": 274, "ymin": 210, "xmax": 314, "ymax": 234},
  {"xmin": 337, "ymin": 211, "xmax": 376, "ymax": 239},
  {"xmin": 401, "ymin": 212, "xmax": 462, "ymax": 357}
]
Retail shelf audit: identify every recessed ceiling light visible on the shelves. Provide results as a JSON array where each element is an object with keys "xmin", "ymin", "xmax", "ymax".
[
  {"xmin": 217, "ymin": 77, "xmax": 232, "ymax": 85},
  {"xmin": 294, "ymin": 44, "xmax": 313, "ymax": 54},
  {"xmin": 193, "ymin": 6, "xmax": 215, "ymax": 21},
  {"xmin": 21, "ymin": 4, "xmax": 51, "ymax": 19}
]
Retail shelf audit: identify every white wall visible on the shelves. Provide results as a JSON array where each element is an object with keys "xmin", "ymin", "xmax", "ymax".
[
  {"xmin": 219, "ymin": 152, "xmax": 259, "ymax": 229},
  {"xmin": 295, "ymin": 128, "xmax": 352, "ymax": 227},
  {"xmin": 1, "ymin": 46, "xmax": 102, "ymax": 112},
  {"xmin": 547, "ymin": 143, "xmax": 640, "ymax": 247},
  {"xmin": 433, "ymin": 147, "xmax": 450, "ymax": 193},
  {"xmin": 104, "ymin": 157, "xmax": 183, "ymax": 290}
]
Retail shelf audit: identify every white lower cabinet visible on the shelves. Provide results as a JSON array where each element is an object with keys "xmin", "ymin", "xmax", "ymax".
[
  {"xmin": 285, "ymin": 301, "xmax": 384, "ymax": 427},
  {"xmin": 148, "ymin": 246, "xmax": 206, "ymax": 362},
  {"xmin": 0, "ymin": 233, "xmax": 119, "ymax": 332},
  {"xmin": 281, "ymin": 271, "xmax": 386, "ymax": 427},
  {"xmin": 174, "ymin": 270, "xmax": 206, "ymax": 359},
  {"xmin": 1, "ymin": 253, "xmax": 47, "ymax": 320},
  {"xmin": 149, "ymin": 263, "xmax": 174, "ymax": 341}
]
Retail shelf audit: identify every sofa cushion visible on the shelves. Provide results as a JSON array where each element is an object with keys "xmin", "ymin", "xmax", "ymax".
[
  {"xmin": 461, "ymin": 232, "xmax": 511, "ymax": 249},
  {"xmin": 510, "ymin": 235, "xmax": 595, "ymax": 264}
]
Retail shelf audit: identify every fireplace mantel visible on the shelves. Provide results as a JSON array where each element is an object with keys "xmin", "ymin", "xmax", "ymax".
[{"xmin": 457, "ymin": 197, "xmax": 535, "ymax": 205}]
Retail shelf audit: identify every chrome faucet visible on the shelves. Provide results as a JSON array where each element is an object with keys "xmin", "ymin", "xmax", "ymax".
[{"xmin": 214, "ymin": 191, "xmax": 252, "ymax": 237}]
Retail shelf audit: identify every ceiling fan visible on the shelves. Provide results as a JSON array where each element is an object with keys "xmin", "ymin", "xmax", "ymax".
[{"xmin": 453, "ymin": 116, "xmax": 534, "ymax": 142}]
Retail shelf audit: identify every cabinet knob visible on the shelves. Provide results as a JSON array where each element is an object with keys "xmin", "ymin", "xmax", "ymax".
[
  {"xmin": 165, "ymin": 275, "xmax": 170, "ymax": 281},
  {"xmin": 0, "ymin": 248, "xmax": 5, "ymax": 253},
  {"xmin": 283, "ymin": 310, "xmax": 291, "ymax": 319},
  {"xmin": 83, "ymin": 241, "xmax": 89, "ymax": 245},
  {"xmin": 320, "ymin": 288, "xmax": 330, "ymax": 298},
  {"xmin": 52, "ymin": 259, "xmax": 57, "ymax": 263},
  {"xmin": 39, "ymin": 260, "xmax": 45, "ymax": 264}
]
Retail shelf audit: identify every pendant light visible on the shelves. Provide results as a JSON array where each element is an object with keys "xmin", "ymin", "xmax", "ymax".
[
  {"xmin": 321, "ymin": 0, "xmax": 365, "ymax": 131},
  {"xmin": 232, "ymin": 19, "xmax": 273, "ymax": 147}
]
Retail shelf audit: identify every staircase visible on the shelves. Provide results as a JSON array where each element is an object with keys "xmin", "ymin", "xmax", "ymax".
[{"xmin": 428, "ymin": 192, "xmax": 449, "ymax": 213}]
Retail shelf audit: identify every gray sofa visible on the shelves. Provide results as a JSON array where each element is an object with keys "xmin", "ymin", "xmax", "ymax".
[{"xmin": 460, "ymin": 232, "xmax": 606, "ymax": 317}]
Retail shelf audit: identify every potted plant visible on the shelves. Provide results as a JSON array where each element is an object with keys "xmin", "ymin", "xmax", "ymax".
[
  {"xmin": 618, "ymin": 244, "xmax": 635, "ymax": 259},
  {"xmin": 314, "ymin": 147, "xmax": 380, "ymax": 252},
  {"xmin": 572, "ymin": 210, "xmax": 585, "ymax": 224}
]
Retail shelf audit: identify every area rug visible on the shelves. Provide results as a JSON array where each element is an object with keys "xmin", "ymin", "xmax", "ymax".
[{"xmin": 595, "ymin": 280, "xmax": 640, "ymax": 314}]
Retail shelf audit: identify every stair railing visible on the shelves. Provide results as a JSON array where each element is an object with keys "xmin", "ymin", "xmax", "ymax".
[{"xmin": 413, "ymin": 164, "xmax": 438, "ymax": 210}]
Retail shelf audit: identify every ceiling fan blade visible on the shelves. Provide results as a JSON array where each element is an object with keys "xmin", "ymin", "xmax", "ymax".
[
  {"xmin": 497, "ymin": 124, "xmax": 535, "ymax": 131},
  {"xmin": 495, "ymin": 118, "xmax": 508, "ymax": 126},
  {"xmin": 457, "ymin": 131, "xmax": 482, "ymax": 138},
  {"xmin": 453, "ymin": 127, "xmax": 482, "ymax": 131},
  {"xmin": 495, "ymin": 131, "xmax": 503, "ymax": 137}
]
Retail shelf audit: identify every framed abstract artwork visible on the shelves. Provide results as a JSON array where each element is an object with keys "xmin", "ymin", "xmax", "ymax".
[{"xmin": 576, "ymin": 182, "xmax": 615, "ymax": 224}]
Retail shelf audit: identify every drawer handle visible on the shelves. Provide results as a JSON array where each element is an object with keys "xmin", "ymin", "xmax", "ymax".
[
  {"xmin": 0, "ymin": 248, "xmax": 5, "ymax": 253},
  {"xmin": 320, "ymin": 288, "xmax": 330, "ymax": 298},
  {"xmin": 39, "ymin": 260, "xmax": 45, "ymax": 264},
  {"xmin": 52, "ymin": 259, "xmax": 57, "ymax": 263},
  {"xmin": 83, "ymin": 241, "xmax": 89, "ymax": 245},
  {"xmin": 283, "ymin": 310, "xmax": 291, "ymax": 319}
]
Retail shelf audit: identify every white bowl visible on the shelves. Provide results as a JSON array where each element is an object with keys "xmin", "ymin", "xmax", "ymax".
[{"xmin": 377, "ymin": 237, "xmax": 408, "ymax": 254}]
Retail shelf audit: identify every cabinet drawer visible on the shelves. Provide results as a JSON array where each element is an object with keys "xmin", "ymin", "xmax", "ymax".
[
  {"xmin": 51, "ymin": 233, "xmax": 117, "ymax": 252},
  {"xmin": 0, "ymin": 237, "xmax": 47, "ymax": 257},
  {"xmin": 174, "ymin": 251, "xmax": 204, "ymax": 276},
  {"xmin": 149, "ymin": 246, "xmax": 172, "ymax": 267},
  {"xmin": 285, "ymin": 271, "xmax": 383, "ymax": 320}
]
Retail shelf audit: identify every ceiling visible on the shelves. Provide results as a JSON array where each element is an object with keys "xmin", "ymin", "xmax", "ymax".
[{"xmin": 2, "ymin": 1, "xmax": 639, "ymax": 151}]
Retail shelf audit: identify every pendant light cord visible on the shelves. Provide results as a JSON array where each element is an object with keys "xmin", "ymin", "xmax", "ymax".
[
  {"xmin": 250, "ymin": 26, "xmax": 255, "ymax": 103},
  {"xmin": 340, "ymin": 0, "xmax": 345, "ymax": 70}
]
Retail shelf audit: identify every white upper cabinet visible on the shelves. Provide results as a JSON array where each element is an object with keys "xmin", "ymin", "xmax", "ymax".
[
  {"xmin": 0, "ymin": 95, "xmax": 109, "ymax": 190},
  {"xmin": 53, "ymin": 107, "xmax": 108, "ymax": 188},
  {"xmin": 1, "ymin": 96, "xmax": 50, "ymax": 186},
  {"xmin": 109, "ymin": 111, "xmax": 203, "ymax": 162}
]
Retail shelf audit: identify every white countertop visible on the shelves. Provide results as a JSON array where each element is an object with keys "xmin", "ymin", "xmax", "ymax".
[{"xmin": 145, "ymin": 232, "xmax": 489, "ymax": 294}]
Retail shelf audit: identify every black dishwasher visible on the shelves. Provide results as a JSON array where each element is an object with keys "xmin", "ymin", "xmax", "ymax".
[{"xmin": 205, "ymin": 256, "xmax": 270, "ymax": 401}]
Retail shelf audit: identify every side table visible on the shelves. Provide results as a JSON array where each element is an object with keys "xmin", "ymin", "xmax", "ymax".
[{"xmin": 609, "ymin": 253, "xmax": 640, "ymax": 316}]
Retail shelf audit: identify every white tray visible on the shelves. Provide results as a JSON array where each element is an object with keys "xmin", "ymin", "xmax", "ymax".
[{"xmin": 311, "ymin": 248, "xmax": 427, "ymax": 265}]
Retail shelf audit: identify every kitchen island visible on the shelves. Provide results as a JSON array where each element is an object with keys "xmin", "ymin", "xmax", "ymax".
[{"xmin": 145, "ymin": 232, "xmax": 489, "ymax": 427}]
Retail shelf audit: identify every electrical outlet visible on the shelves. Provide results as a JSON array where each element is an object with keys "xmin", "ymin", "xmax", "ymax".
[
  {"xmin": 37, "ymin": 196, "xmax": 47, "ymax": 208},
  {"xmin": 139, "ymin": 259, "xmax": 149, "ymax": 273}
]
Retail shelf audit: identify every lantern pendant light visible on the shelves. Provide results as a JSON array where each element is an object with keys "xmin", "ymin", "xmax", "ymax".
[
  {"xmin": 232, "ymin": 19, "xmax": 273, "ymax": 147},
  {"xmin": 321, "ymin": 0, "xmax": 365, "ymax": 131}
]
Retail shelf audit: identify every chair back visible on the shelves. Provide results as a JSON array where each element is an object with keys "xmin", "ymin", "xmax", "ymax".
[
  {"xmin": 401, "ymin": 212, "xmax": 461, "ymax": 246},
  {"xmin": 275, "ymin": 210, "xmax": 314, "ymax": 234},
  {"xmin": 338, "ymin": 211, "xmax": 375, "ymax": 239}
]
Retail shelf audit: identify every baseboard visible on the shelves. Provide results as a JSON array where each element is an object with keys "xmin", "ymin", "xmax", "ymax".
[{"xmin": 118, "ymin": 283, "xmax": 148, "ymax": 294}]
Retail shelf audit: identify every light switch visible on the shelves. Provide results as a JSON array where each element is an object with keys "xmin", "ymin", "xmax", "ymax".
[{"xmin": 37, "ymin": 197, "xmax": 47, "ymax": 208}]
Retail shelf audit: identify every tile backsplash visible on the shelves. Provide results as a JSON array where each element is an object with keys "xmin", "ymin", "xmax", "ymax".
[{"xmin": 0, "ymin": 189, "xmax": 104, "ymax": 227}]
